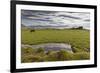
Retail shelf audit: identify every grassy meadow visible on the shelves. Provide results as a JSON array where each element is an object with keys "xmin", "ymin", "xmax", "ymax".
[{"xmin": 21, "ymin": 28, "xmax": 90, "ymax": 63}]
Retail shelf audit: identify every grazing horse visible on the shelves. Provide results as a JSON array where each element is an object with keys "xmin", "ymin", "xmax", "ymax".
[{"xmin": 30, "ymin": 29, "xmax": 35, "ymax": 32}]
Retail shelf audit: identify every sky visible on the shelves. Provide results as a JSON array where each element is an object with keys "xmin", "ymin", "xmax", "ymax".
[{"xmin": 21, "ymin": 10, "xmax": 90, "ymax": 29}]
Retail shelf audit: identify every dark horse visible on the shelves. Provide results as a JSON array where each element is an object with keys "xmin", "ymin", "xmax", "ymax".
[{"xmin": 30, "ymin": 29, "xmax": 35, "ymax": 32}]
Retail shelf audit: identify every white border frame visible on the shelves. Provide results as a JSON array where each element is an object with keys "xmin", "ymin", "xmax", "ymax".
[{"xmin": 16, "ymin": 4, "xmax": 94, "ymax": 69}]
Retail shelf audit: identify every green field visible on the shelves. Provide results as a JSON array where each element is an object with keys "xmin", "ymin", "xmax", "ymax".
[{"xmin": 21, "ymin": 28, "xmax": 90, "ymax": 63}]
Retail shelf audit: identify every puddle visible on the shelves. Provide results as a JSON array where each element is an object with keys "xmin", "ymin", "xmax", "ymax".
[{"xmin": 22, "ymin": 43, "xmax": 73, "ymax": 53}]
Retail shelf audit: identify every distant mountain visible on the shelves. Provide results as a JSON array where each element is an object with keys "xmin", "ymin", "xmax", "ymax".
[
  {"xmin": 26, "ymin": 25, "xmax": 70, "ymax": 30},
  {"xmin": 29, "ymin": 25, "xmax": 69, "ymax": 27},
  {"xmin": 21, "ymin": 24, "xmax": 89, "ymax": 30},
  {"xmin": 21, "ymin": 24, "xmax": 26, "ymax": 27}
]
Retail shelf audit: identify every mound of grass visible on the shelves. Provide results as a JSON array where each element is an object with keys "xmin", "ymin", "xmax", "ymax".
[
  {"xmin": 21, "ymin": 55, "xmax": 44, "ymax": 63},
  {"xmin": 72, "ymin": 46, "xmax": 85, "ymax": 53},
  {"xmin": 72, "ymin": 52, "xmax": 90, "ymax": 60},
  {"xmin": 45, "ymin": 51, "xmax": 59, "ymax": 61},
  {"xmin": 21, "ymin": 48, "xmax": 36, "ymax": 55},
  {"xmin": 36, "ymin": 48, "xmax": 45, "ymax": 53},
  {"xmin": 56, "ymin": 50, "xmax": 73, "ymax": 61}
]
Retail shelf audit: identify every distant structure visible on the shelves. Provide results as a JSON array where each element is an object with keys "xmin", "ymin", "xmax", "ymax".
[{"xmin": 72, "ymin": 26, "xmax": 83, "ymax": 30}]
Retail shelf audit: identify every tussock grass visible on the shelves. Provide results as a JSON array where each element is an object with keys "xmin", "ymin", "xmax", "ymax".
[{"xmin": 21, "ymin": 48, "xmax": 90, "ymax": 63}]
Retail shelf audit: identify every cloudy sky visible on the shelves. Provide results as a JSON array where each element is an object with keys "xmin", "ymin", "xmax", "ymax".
[{"xmin": 21, "ymin": 10, "xmax": 90, "ymax": 29}]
